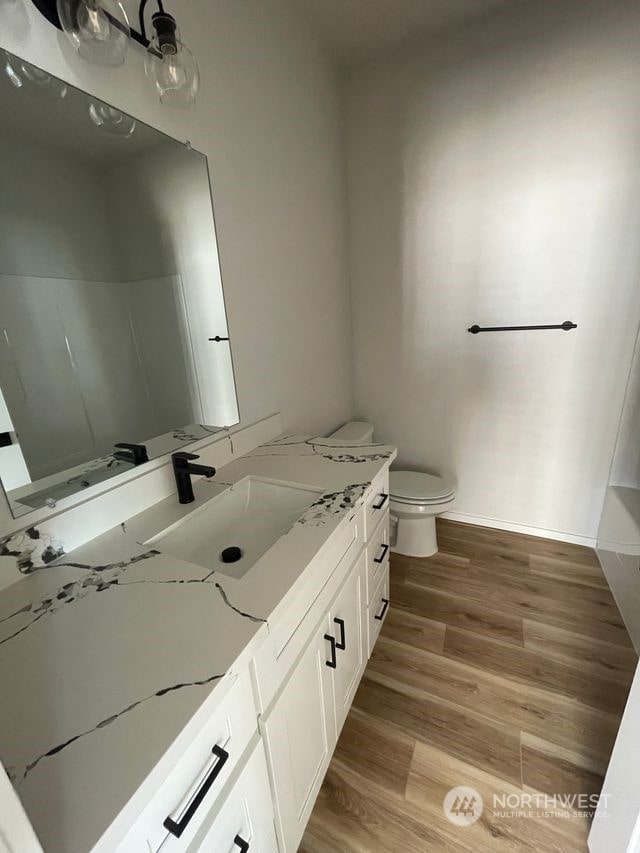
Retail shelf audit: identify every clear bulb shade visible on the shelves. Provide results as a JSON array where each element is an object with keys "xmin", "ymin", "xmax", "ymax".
[
  {"xmin": 88, "ymin": 100, "xmax": 136, "ymax": 136},
  {"xmin": 4, "ymin": 53, "xmax": 68, "ymax": 100},
  {"xmin": 57, "ymin": 0, "xmax": 130, "ymax": 66},
  {"xmin": 144, "ymin": 37, "xmax": 199, "ymax": 108}
]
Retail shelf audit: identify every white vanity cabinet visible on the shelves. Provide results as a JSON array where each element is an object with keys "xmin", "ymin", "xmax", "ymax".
[
  {"xmin": 328, "ymin": 549, "xmax": 367, "ymax": 735},
  {"xmin": 260, "ymin": 612, "xmax": 338, "ymax": 853},
  {"xmin": 259, "ymin": 472, "xmax": 389, "ymax": 853},
  {"xmin": 97, "ymin": 469, "xmax": 390, "ymax": 853},
  {"xmin": 260, "ymin": 551, "xmax": 367, "ymax": 853}
]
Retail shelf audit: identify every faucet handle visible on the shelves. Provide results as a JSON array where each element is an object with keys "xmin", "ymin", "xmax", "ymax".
[
  {"xmin": 114, "ymin": 442, "xmax": 149, "ymax": 465},
  {"xmin": 172, "ymin": 451, "xmax": 200, "ymax": 462}
]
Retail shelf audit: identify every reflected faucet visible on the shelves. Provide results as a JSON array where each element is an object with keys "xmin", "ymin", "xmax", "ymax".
[
  {"xmin": 172, "ymin": 452, "xmax": 216, "ymax": 504},
  {"xmin": 113, "ymin": 442, "xmax": 149, "ymax": 466}
]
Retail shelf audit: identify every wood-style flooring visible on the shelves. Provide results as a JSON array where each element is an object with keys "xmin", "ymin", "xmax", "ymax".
[{"xmin": 300, "ymin": 519, "xmax": 638, "ymax": 852}]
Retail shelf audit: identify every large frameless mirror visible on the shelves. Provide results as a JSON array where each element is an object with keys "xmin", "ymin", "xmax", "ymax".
[{"xmin": 0, "ymin": 50, "xmax": 240, "ymax": 518}]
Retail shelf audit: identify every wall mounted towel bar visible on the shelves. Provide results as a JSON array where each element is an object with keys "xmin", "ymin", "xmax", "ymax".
[{"xmin": 468, "ymin": 321, "xmax": 577, "ymax": 334}]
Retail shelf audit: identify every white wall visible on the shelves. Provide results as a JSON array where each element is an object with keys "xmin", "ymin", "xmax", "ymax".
[
  {"xmin": 0, "ymin": 0, "xmax": 353, "ymax": 447},
  {"xmin": 346, "ymin": 0, "xmax": 640, "ymax": 541}
]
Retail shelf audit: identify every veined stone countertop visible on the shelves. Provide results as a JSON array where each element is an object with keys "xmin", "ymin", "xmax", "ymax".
[{"xmin": 0, "ymin": 433, "xmax": 396, "ymax": 853}]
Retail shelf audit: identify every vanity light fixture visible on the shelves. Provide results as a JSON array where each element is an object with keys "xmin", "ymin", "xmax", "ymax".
[
  {"xmin": 143, "ymin": 6, "xmax": 199, "ymax": 108},
  {"xmin": 57, "ymin": 0, "xmax": 131, "ymax": 67},
  {"xmin": 31, "ymin": 0, "xmax": 200, "ymax": 106}
]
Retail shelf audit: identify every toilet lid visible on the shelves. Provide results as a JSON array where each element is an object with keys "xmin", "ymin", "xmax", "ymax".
[{"xmin": 390, "ymin": 470, "xmax": 455, "ymax": 502}]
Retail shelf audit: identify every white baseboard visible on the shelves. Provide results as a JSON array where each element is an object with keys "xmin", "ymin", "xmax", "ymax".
[{"xmin": 441, "ymin": 510, "xmax": 597, "ymax": 549}]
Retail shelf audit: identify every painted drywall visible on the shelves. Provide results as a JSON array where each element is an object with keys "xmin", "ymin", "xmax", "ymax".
[
  {"xmin": 346, "ymin": 0, "xmax": 640, "ymax": 541},
  {"xmin": 0, "ymin": 0, "xmax": 353, "ymax": 446}
]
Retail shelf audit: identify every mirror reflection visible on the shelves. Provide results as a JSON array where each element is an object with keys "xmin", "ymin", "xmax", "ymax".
[{"xmin": 0, "ymin": 52, "xmax": 239, "ymax": 518}]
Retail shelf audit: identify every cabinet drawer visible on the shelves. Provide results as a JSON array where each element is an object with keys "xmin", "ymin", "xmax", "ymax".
[
  {"xmin": 366, "ymin": 511, "xmax": 389, "ymax": 605},
  {"xmin": 367, "ymin": 564, "xmax": 390, "ymax": 657},
  {"xmin": 187, "ymin": 737, "xmax": 278, "ymax": 853},
  {"xmin": 118, "ymin": 669, "xmax": 257, "ymax": 852},
  {"xmin": 364, "ymin": 469, "xmax": 390, "ymax": 541}
]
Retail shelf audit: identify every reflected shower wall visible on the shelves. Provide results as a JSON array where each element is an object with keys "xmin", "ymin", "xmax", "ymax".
[{"xmin": 0, "ymin": 272, "xmax": 200, "ymax": 481}]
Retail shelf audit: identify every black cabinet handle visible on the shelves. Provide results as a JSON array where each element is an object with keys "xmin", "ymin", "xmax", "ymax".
[
  {"xmin": 163, "ymin": 744, "xmax": 229, "ymax": 838},
  {"xmin": 334, "ymin": 617, "xmax": 346, "ymax": 651},
  {"xmin": 374, "ymin": 598, "xmax": 390, "ymax": 621},
  {"xmin": 208, "ymin": 335, "xmax": 230, "ymax": 342},
  {"xmin": 372, "ymin": 493, "xmax": 388, "ymax": 510},
  {"xmin": 324, "ymin": 633, "xmax": 337, "ymax": 668},
  {"xmin": 234, "ymin": 836, "xmax": 250, "ymax": 852},
  {"xmin": 374, "ymin": 543, "xmax": 389, "ymax": 564}
]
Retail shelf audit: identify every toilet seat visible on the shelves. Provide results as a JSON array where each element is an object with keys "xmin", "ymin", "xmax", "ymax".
[{"xmin": 390, "ymin": 471, "xmax": 455, "ymax": 504}]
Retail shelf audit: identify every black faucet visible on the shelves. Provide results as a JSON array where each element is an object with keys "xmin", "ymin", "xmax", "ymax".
[
  {"xmin": 113, "ymin": 442, "xmax": 149, "ymax": 466},
  {"xmin": 172, "ymin": 452, "xmax": 216, "ymax": 504}
]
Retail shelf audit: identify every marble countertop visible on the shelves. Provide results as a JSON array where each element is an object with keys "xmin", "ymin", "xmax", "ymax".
[{"xmin": 0, "ymin": 433, "xmax": 395, "ymax": 852}]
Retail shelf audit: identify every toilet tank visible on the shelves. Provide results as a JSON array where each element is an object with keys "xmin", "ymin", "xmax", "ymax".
[{"xmin": 328, "ymin": 421, "xmax": 374, "ymax": 443}]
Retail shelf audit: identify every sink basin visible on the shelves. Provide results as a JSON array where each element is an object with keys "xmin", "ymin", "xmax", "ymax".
[{"xmin": 146, "ymin": 476, "xmax": 323, "ymax": 579}]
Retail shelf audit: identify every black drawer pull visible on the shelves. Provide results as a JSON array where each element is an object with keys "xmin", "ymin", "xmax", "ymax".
[
  {"xmin": 375, "ymin": 598, "xmax": 390, "ymax": 621},
  {"xmin": 163, "ymin": 744, "xmax": 229, "ymax": 838},
  {"xmin": 372, "ymin": 493, "xmax": 388, "ymax": 510},
  {"xmin": 334, "ymin": 617, "xmax": 346, "ymax": 651},
  {"xmin": 234, "ymin": 835, "xmax": 250, "ymax": 852},
  {"xmin": 374, "ymin": 543, "xmax": 389, "ymax": 564},
  {"xmin": 324, "ymin": 633, "xmax": 337, "ymax": 668}
]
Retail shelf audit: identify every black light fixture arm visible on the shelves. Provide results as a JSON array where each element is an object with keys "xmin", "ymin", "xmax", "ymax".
[{"xmin": 135, "ymin": 0, "xmax": 152, "ymax": 46}]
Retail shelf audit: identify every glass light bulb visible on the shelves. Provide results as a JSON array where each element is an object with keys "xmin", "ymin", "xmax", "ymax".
[
  {"xmin": 4, "ymin": 53, "xmax": 68, "ymax": 100},
  {"xmin": 88, "ymin": 100, "xmax": 136, "ymax": 136},
  {"xmin": 57, "ymin": 0, "xmax": 130, "ymax": 66},
  {"xmin": 144, "ymin": 36, "xmax": 199, "ymax": 108}
]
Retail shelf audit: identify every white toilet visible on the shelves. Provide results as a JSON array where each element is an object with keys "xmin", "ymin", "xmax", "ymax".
[
  {"xmin": 328, "ymin": 422, "xmax": 456, "ymax": 557},
  {"xmin": 389, "ymin": 470, "xmax": 455, "ymax": 557}
]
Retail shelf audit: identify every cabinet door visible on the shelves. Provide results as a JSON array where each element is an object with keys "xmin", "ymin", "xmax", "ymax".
[
  {"xmin": 329, "ymin": 551, "xmax": 366, "ymax": 735},
  {"xmin": 261, "ymin": 615, "xmax": 336, "ymax": 853},
  {"xmin": 187, "ymin": 739, "xmax": 277, "ymax": 853}
]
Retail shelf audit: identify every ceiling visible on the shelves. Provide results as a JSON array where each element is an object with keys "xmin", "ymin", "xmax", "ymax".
[{"xmin": 297, "ymin": 0, "xmax": 512, "ymax": 66}]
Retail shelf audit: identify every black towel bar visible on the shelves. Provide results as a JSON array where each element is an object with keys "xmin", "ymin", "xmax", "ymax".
[{"xmin": 468, "ymin": 321, "xmax": 577, "ymax": 334}]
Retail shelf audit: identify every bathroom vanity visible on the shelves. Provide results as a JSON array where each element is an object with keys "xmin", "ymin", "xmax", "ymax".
[{"xmin": 0, "ymin": 432, "xmax": 395, "ymax": 852}]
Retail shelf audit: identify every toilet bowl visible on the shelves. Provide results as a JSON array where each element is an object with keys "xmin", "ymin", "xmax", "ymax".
[
  {"xmin": 389, "ymin": 471, "xmax": 455, "ymax": 557},
  {"xmin": 327, "ymin": 422, "xmax": 456, "ymax": 557}
]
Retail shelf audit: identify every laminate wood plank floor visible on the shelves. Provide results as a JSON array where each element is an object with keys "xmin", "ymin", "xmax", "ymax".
[{"xmin": 300, "ymin": 519, "xmax": 638, "ymax": 852}]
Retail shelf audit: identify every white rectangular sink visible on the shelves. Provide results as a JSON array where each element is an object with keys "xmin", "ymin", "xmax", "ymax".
[{"xmin": 146, "ymin": 476, "xmax": 323, "ymax": 579}]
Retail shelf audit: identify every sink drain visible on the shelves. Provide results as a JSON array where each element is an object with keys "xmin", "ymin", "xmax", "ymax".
[{"xmin": 220, "ymin": 545, "xmax": 243, "ymax": 564}]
